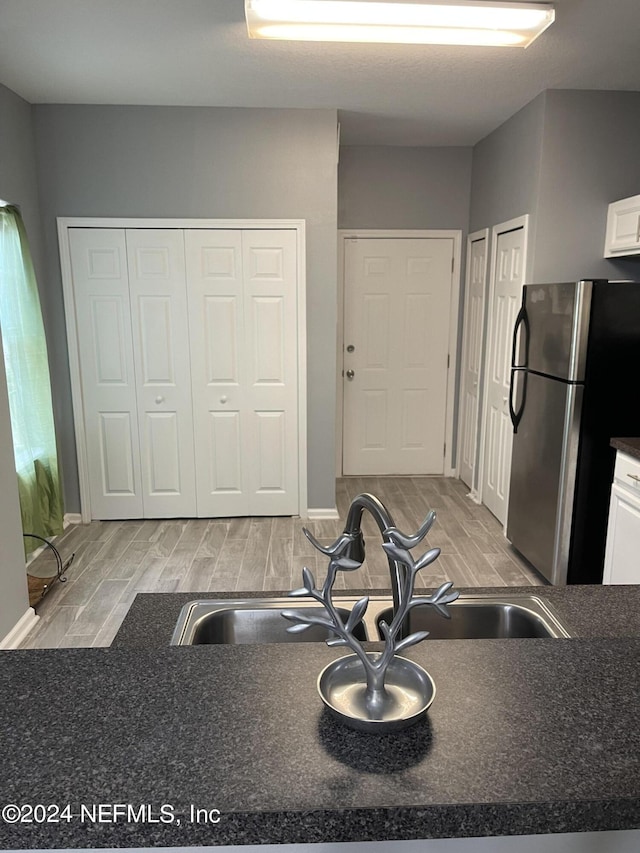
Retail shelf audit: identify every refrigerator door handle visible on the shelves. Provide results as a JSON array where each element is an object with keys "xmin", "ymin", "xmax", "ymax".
[
  {"xmin": 509, "ymin": 303, "xmax": 529, "ymax": 433},
  {"xmin": 511, "ymin": 303, "xmax": 530, "ymax": 370},
  {"xmin": 509, "ymin": 367, "xmax": 527, "ymax": 434}
]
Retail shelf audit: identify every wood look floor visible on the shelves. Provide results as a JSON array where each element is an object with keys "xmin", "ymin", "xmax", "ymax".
[{"xmin": 21, "ymin": 477, "xmax": 543, "ymax": 649}]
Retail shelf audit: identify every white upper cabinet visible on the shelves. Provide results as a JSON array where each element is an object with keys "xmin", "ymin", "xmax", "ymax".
[{"xmin": 604, "ymin": 194, "xmax": 640, "ymax": 257}]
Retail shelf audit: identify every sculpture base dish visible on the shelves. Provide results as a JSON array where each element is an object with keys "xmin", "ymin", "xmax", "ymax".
[{"xmin": 317, "ymin": 653, "xmax": 435, "ymax": 733}]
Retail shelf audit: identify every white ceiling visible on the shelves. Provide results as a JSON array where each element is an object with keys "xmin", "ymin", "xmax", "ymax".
[{"xmin": 1, "ymin": 0, "xmax": 639, "ymax": 146}]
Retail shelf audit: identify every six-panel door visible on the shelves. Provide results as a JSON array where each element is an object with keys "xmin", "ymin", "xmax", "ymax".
[
  {"xmin": 481, "ymin": 227, "xmax": 525, "ymax": 525},
  {"xmin": 342, "ymin": 237, "xmax": 454, "ymax": 476}
]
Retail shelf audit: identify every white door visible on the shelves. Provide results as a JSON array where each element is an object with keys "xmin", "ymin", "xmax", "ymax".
[
  {"xmin": 185, "ymin": 229, "xmax": 299, "ymax": 516},
  {"xmin": 343, "ymin": 237, "xmax": 454, "ymax": 475},
  {"xmin": 458, "ymin": 232, "xmax": 488, "ymax": 490},
  {"xmin": 481, "ymin": 226, "xmax": 526, "ymax": 524},
  {"xmin": 69, "ymin": 228, "xmax": 143, "ymax": 519},
  {"xmin": 126, "ymin": 229, "xmax": 197, "ymax": 517}
]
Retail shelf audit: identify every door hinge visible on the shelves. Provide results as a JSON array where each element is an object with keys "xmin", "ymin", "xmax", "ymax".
[
  {"xmin": 447, "ymin": 354, "xmax": 450, "ymax": 369},
  {"xmin": 444, "ymin": 442, "xmax": 447, "ymax": 456},
  {"xmin": 451, "ymin": 257, "xmax": 454, "ymax": 273}
]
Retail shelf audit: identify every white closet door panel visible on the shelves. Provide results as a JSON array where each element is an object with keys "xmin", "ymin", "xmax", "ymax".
[
  {"xmin": 482, "ymin": 227, "xmax": 524, "ymax": 524},
  {"xmin": 459, "ymin": 235, "xmax": 487, "ymax": 489},
  {"xmin": 126, "ymin": 229, "xmax": 196, "ymax": 517},
  {"xmin": 98, "ymin": 412, "xmax": 137, "ymax": 496},
  {"xmin": 185, "ymin": 230, "xmax": 249, "ymax": 516},
  {"xmin": 69, "ymin": 228, "xmax": 143, "ymax": 518},
  {"xmin": 242, "ymin": 230, "xmax": 298, "ymax": 515},
  {"xmin": 144, "ymin": 412, "xmax": 181, "ymax": 494},
  {"xmin": 208, "ymin": 411, "xmax": 243, "ymax": 494}
]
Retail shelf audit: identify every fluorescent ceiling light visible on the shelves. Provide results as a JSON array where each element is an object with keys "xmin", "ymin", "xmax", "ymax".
[{"xmin": 245, "ymin": 0, "xmax": 555, "ymax": 47}]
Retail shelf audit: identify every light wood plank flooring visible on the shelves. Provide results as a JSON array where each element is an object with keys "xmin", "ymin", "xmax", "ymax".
[{"xmin": 21, "ymin": 477, "xmax": 542, "ymax": 649}]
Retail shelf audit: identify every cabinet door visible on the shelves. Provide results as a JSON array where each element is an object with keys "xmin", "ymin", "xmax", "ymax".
[
  {"xmin": 604, "ymin": 195, "xmax": 640, "ymax": 257},
  {"xmin": 126, "ymin": 229, "xmax": 197, "ymax": 517},
  {"xmin": 603, "ymin": 484, "xmax": 640, "ymax": 584},
  {"xmin": 69, "ymin": 229, "xmax": 143, "ymax": 519}
]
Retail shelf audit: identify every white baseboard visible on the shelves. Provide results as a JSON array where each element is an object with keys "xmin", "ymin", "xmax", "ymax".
[
  {"xmin": 466, "ymin": 489, "xmax": 482, "ymax": 505},
  {"xmin": 0, "ymin": 607, "xmax": 39, "ymax": 649},
  {"xmin": 64, "ymin": 512, "xmax": 82, "ymax": 527},
  {"xmin": 306, "ymin": 506, "xmax": 340, "ymax": 520}
]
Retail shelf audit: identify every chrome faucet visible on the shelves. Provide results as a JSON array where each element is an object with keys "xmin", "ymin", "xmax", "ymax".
[{"xmin": 303, "ymin": 492, "xmax": 439, "ymax": 620}]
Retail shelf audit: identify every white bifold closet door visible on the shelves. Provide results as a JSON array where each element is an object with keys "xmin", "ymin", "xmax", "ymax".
[
  {"xmin": 70, "ymin": 228, "xmax": 196, "ymax": 518},
  {"xmin": 68, "ymin": 226, "xmax": 299, "ymax": 520},
  {"xmin": 185, "ymin": 229, "xmax": 299, "ymax": 516}
]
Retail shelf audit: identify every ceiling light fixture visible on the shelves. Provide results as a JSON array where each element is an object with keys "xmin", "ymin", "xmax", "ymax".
[{"xmin": 245, "ymin": 0, "xmax": 555, "ymax": 47}]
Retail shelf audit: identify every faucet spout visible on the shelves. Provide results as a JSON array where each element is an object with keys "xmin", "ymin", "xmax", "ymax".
[
  {"xmin": 342, "ymin": 493, "xmax": 407, "ymax": 616},
  {"xmin": 302, "ymin": 492, "xmax": 439, "ymax": 624}
]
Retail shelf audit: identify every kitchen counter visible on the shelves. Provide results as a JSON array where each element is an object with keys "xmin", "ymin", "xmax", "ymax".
[
  {"xmin": 111, "ymin": 584, "xmax": 640, "ymax": 648},
  {"xmin": 2, "ymin": 585, "xmax": 640, "ymax": 849},
  {"xmin": 611, "ymin": 437, "xmax": 640, "ymax": 461}
]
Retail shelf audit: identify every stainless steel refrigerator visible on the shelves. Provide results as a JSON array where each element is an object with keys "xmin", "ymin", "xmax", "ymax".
[{"xmin": 506, "ymin": 280, "xmax": 640, "ymax": 585}]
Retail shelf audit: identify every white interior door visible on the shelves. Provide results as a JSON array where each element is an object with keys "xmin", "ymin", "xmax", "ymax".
[
  {"xmin": 342, "ymin": 237, "xmax": 454, "ymax": 475},
  {"xmin": 481, "ymin": 225, "xmax": 526, "ymax": 524},
  {"xmin": 458, "ymin": 232, "xmax": 488, "ymax": 490},
  {"xmin": 69, "ymin": 228, "xmax": 143, "ymax": 519},
  {"xmin": 126, "ymin": 229, "xmax": 197, "ymax": 517},
  {"xmin": 185, "ymin": 229, "xmax": 299, "ymax": 517}
]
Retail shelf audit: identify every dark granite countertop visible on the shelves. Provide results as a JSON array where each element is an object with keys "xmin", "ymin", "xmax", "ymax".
[
  {"xmin": 3, "ymin": 585, "xmax": 640, "ymax": 848},
  {"xmin": 611, "ymin": 437, "xmax": 640, "ymax": 461},
  {"xmin": 112, "ymin": 584, "xmax": 640, "ymax": 647}
]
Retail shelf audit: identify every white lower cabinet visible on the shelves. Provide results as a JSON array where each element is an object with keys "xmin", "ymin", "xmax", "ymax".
[
  {"xmin": 67, "ymin": 226, "xmax": 300, "ymax": 520},
  {"xmin": 603, "ymin": 451, "xmax": 640, "ymax": 584}
]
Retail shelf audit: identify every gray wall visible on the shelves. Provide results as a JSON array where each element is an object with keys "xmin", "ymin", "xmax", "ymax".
[
  {"xmin": 469, "ymin": 88, "xmax": 640, "ymax": 283},
  {"xmin": 339, "ymin": 146, "xmax": 473, "ymax": 230},
  {"xmin": 32, "ymin": 105, "xmax": 339, "ymax": 512},
  {"xmin": 532, "ymin": 89, "xmax": 640, "ymax": 283},
  {"xmin": 0, "ymin": 84, "xmax": 38, "ymax": 637},
  {"xmin": 470, "ymin": 92, "xmax": 546, "ymax": 281}
]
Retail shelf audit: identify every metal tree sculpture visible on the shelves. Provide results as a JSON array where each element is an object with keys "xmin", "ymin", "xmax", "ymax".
[{"xmin": 282, "ymin": 510, "xmax": 459, "ymax": 712}]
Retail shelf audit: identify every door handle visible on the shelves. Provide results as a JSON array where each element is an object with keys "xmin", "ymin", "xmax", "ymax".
[
  {"xmin": 511, "ymin": 302, "xmax": 530, "ymax": 370},
  {"xmin": 155, "ymin": 396, "xmax": 165, "ymax": 404},
  {"xmin": 509, "ymin": 368, "xmax": 527, "ymax": 434},
  {"xmin": 346, "ymin": 369, "xmax": 355, "ymax": 380}
]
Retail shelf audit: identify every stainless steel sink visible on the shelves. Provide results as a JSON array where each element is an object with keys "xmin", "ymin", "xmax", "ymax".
[
  {"xmin": 375, "ymin": 594, "xmax": 570, "ymax": 639},
  {"xmin": 171, "ymin": 599, "xmax": 368, "ymax": 645},
  {"xmin": 171, "ymin": 594, "xmax": 570, "ymax": 645}
]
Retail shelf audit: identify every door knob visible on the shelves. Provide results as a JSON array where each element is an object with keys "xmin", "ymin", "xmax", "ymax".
[
  {"xmin": 346, "ymin": 369, "xmax": 355, "ymax": 380},
  {"xmin": 346, "ymin": 344, "xmax": 355, "ymax": 353},
  {"xmin": 155, "ymin": 396, "xmax": 164, "ymax": 404},
  {"xmin": 220, "ymin": 395, "xmax": 228, "ymax": 404}
]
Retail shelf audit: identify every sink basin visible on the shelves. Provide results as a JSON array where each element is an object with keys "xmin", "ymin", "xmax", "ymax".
[
  {"xmin": 171, "ymin": 599, "xmax": 368, "ymax": 645},
  {"xmin": 171, "ymin": 594, "xmax": 570, "ymax": 645},
  {"xmin": 375, "ymin": 595, "xmax": 570, "ymax": 640}
]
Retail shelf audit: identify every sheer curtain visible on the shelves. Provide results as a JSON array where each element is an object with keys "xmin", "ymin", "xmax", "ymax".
[{"xmin": 0, "ymin": 205, "xmax": 63, "ymax": 554}]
